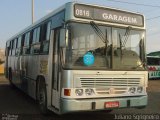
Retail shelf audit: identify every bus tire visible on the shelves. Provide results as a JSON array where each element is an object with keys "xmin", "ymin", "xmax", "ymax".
[{"xmin": 38, "ymin": 79, "xmax": 48, "ymax": 114}]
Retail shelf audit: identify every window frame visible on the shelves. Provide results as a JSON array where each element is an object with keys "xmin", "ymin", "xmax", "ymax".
[
  {"xmin": 40, "ymin": 21, "xmax": 51, "ymax": 54},
  {"xmin": 31, "ymin": 26, "xmax": 41, "ymax": 54},
  {"xmin": 23, "ymin": 32, "xmax": 31, "ymax": 55}
]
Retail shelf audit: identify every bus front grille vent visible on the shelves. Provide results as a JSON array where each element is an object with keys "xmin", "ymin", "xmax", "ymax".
[
  {"xmin": 80, "ymin": 77, "xmax": 141, "ymax": 95},
  {"xmin": 80, "ymin": 77, "xmax": 141, "ymax": 88},
  {"xmin": 95, "ymin": 88, "xmax": 128, "ymax": 95}
]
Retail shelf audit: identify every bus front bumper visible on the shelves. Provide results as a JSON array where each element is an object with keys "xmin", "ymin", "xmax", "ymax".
[{"xmin": 60, "ymin": 95, "xmax": 147, "ymax": 114}]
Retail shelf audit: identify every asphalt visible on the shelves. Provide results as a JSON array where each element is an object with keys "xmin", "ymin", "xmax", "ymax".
[{"xmin": 0, "ymin": 76, "xmax": 160, "ymax": 120}]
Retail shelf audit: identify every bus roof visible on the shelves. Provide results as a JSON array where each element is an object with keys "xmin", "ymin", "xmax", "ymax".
[
  {"xmin": 6, "ymin": 2, "xmax": 145, "ymax": 42},
  {"xmin": 147, "ymin": 56, "xmax": 160, "ymax": 58},
  {"xmin": 147, "ymin": 51, "xmax": 160, "ymax": 57}
]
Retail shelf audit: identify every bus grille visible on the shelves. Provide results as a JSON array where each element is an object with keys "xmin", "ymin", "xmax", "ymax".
[
  {"xmin": 95, "ymin": 88, "xmax": 128, "ymax": 95},
  {"xmin": 80, "ymin": 77, "xmax": 141, "ymax": 95},
  {"xmin": 80, "ymin": 77, "xmax": 141, "ymax": 88}
]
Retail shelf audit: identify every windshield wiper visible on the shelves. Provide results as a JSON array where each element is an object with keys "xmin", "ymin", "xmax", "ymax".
[
  {"xmin": 90, "ymin": 21, "xmax": 107, "ymax": 43},
  {"xmin": 90, "ymin": 21, "xmax": 110, "ymax": 67},
  {"xmin": 119, "ymin": 33, "xmax": 123, "ymax": 59},
  {"xmin": 122, "ymin": 26, "xmax": 131, "ymax": 47},
  {"xmin": 131, "ymin": 61, "xmax": 146, "ymax": 70},
  {"xmin": 118, "ymin": 26, "xmax": 132, "ymax": 60}
]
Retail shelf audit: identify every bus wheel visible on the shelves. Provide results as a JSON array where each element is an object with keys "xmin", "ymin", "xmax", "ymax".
[{"xmin": 38, "ymin": 80, "xmax": 48, "ymax": 114}]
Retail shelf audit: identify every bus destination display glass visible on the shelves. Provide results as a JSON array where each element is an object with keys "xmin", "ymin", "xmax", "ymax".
[{"xmin": 74, "ymin": 4, "xmax": 144, "ymax": 27}]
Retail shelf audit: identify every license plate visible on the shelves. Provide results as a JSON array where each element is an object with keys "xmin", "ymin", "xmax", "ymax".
[{"xmin": 105, "ymin": 101, "xmax": 119, "ymax": 108}]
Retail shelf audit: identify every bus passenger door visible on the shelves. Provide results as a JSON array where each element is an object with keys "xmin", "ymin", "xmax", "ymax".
[{"xmin": 51, "ymin": 29, "xmax": 61, "ymax": 109}]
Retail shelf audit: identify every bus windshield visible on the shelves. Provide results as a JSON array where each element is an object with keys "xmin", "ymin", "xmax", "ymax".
[{"xmin": 63, "ymin": 22, "xmax": 145, "ymax": 70}]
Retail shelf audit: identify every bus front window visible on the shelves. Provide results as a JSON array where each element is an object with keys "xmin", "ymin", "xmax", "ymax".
[
  {"xmin": 112, "ymin": 28, "xmax": 145, "ymax": 70},
  {"xmin": 63, "ymin": 22, "xmax": 145, "ymax": 70},
  {"xmin": 63, "ymin": 22, "xmax": 112, "ymax": 69}
]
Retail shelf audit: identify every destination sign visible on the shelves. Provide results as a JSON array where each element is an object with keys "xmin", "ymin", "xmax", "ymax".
[{"xmin": 74, "ymin": 4, "xmax": 144, "ymax": 27}]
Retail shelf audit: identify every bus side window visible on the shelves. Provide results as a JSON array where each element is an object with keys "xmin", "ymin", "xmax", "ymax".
[
  {"xmin": 6, "ymin": 41, "xmax": 10, "ymax": 56},
  {"xmin": 14, "ymin": 38, "xmax": 17, "ymax": 56},
  {"xmin": 17, "ymin": 36, "xmax": 22, "ymax": 55},
  {"xmin": 29, "ymin": 30, "xmax": 33, "ymax": 48},
  {"xmin": 11, "ymin": 39, "xmax": 16, "ymax": 56},
  {"xmin": 41, "ymin": 21, "xmax": 51, "ymax": 54},
  {"xmin": 9, "ymin": 41, "xmax": 12, "ymax": 56},
  {"xmin": 9, "ymin": 40, "xmax": 13, "ymax": 56},
  {"xmin": 33, "ymin": 29, "xmax": 37, "ymax": 44},
  {"xmin": 23, "ymin": 32, "xmax": 31, "ymax": 55},
  {"xmin": 31, "ymin": 27, "xmax": 41, "ymax": 54},
  {"xmin": 21, "ymin": 35, "xmax": 25, "ymax": 55},
  {"xmin": 14, "ymin": 38, "xmax": 18, "ymax": 56}
]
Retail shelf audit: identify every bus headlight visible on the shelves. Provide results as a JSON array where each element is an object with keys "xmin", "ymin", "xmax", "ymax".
[
  {"xmin": 75, "ymin": 89, "xmax": 83, "ymax": 96},
  {"xmin": 85, "ymin": 89, "xmax": 94, "ymax": 96},
  {"xmin": 129, "ymin": 87, "xmax": 136, "ymax": 94},
  {"xmin": 137, "ymin": 87, "xmax": 143, "ymax": 93}
]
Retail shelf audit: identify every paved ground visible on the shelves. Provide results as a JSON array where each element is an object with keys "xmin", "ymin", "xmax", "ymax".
[{"xmin": 0, "ymin": 75, "xmax": 160, "ymax": 120}]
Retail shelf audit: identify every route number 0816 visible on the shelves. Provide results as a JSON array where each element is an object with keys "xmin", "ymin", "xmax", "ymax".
[{"xmin": 75, "ymin": 9, "xmax": 90, "ymax": 17}]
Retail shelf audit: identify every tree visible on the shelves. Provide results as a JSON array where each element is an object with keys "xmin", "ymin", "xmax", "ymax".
[{"xmin": 0, "ymin": 59, "xmax": 4, "ymax": 65}]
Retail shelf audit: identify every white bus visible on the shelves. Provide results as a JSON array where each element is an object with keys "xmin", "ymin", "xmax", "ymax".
[
  {"xmin": 5, "ymin": 2, "xmax": 148, "ymax": 114},
  {"xmin": 147, "ymin": 56, "xmax": 160, "ymax": 79}
]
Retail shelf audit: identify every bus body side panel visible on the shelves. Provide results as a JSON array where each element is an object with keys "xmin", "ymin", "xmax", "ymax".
[
  {"xmin": 26, "ymin": 55, "xmax": 39, "ymax": 99},
  {"xmin": 9, "ymin": 55, "xmax": 16, "ymax": 84},
  {"xmin": 13, "ymin": 56, "xmax": 21, "ymax": 88},
  {"xmin": 16, "ymin": 54, "xmax": 49, "ymax": 99},
  {"xmin": 22, "ymin": 54, "xmax": 48, "ymax": 99}
]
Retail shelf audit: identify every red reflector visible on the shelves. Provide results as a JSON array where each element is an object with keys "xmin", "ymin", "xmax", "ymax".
[{"xmin": 64, "ymin": 89, "xmax": 71, "ymax": 96}]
